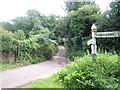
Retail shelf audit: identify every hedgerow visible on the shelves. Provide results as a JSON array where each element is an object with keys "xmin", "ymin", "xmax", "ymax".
[
  {"xmin": 0, "ymin": 26, "xmax": 58, "ymax": 64},
  {"xmin": 56, "ymin": 53, "xmax": 119, "ymax": 88}
]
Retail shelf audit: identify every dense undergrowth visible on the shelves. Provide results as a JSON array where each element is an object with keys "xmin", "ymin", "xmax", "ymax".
[
  {"xmin": 0, "ymin": 25, "xmax": 58, "ymax": 66},
  {"xmin": 56, "ymin": 52, "xmax": 119, "ymax": 88}
]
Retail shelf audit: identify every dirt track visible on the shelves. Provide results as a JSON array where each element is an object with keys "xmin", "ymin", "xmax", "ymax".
[{"xmin": 0, "ymin": 46, "xmax": 70, "ymax": 88}]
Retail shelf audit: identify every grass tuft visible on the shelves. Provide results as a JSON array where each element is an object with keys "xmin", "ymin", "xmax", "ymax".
[{"xmin": 25, "ymin": 75, "xmax": 63, "ymax": 88}]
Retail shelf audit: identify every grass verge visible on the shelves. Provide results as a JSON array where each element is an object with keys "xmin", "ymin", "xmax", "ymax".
[
  {"xmin": 0, "ymin": 58, "xmax": 45, "ymax": 71},
  {"xmin": 24, "ymin": 75, "xmax": 63, "ymax": 88},
  {"xmin": 0, "ymin": 62, "xmax": 27, "ymax": 70}
]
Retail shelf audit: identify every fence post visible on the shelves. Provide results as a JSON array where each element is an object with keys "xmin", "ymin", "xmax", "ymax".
[{"xmin": 91, "ymin": 24, "xmax": 97, "ymax": 62}]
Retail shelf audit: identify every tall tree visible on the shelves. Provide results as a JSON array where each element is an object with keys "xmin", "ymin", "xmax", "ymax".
[
  {"xmin": 0, "ymin": 22, "xmax": 14, "ymax": 32},
  {"xmin": 26, "ymin": 9, "xmax": 41, "ymax": 17},
  {"xmin": 41, "ymin": 15, "xmax": 58, "ymax": 31},
  {"xmin": 11, "ymin": 9, "xmax": 44, "ymax": 37},
  {"xmin": 63, "ymin": 1, "xmax": 100, "ymax": 51},
  {"xmin": 96, "ymin": 1, "xmax": 120, "ymax": 53},
  {"xmin": 64, "ymin": 0, "xmax": 95, "ymax": 12}
]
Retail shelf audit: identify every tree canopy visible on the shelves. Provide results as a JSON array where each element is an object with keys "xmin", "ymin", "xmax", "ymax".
[{"xmin": 96, "ymin": 1, "xmax": 120, "ymax": 53}]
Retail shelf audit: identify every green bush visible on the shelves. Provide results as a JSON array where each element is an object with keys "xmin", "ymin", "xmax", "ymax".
[
  {"xmin": 38, "ymin": 43, "xmax": 57, "ymax": 60},
  {"xmin": 0, "ymin": 29, "xmax": 16, "ymax": 52},
  {"xmin": 27, "ymin": 57, "xmax": 45, "ymax": 64},
  {"xmin": 15, "ymin": 36, "xmax": 58, "ymax": 63},
  {"xmin": 1, "ymin": 26, "xmax": 58, "ymax": 64},
  {"xmin": 56, "ymin": 53, "xmax": 119, "ymax": 88},
  {"xmin": 64, "ymin": 36, "xmax": 90, "ymax": 61},
  {"xmin": 66, "ymin": 49, "xmax": 86, "ymax": 61},
  {"xmin": 15, "ymin": 40, "xmax": 33, "ymax": 62},
  {"xmin": 14, "ymin": 30, "xmax": 26, "ymax": 40}
]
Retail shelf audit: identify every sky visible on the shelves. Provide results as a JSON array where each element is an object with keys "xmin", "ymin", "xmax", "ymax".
[{"xmin": 0, "ymin": 0, "xmax": 113, "ymax": 22}]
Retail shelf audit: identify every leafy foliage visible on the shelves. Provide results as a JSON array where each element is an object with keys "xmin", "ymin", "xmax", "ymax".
[
  {"xmin": 1, "ymin": 25, "xmax": 58, "ymax": 64},
  {"xmin": 96, "ymin": 1, "xmax": 120, "ymax": 53},
  {"xmin": 14, "ymin": 30, "xmax": 26, "ymax": 40},
  {"xmin": 26, "ymin": 9, "xmax": 41, "ymax": 17},
  {"xmin": 63, "ymin": 3, "xmax": 100, "ymax": 57},
  {"xmin": 0, "ymin": 9, "xmax": 59, "ymax": 64},
  {"xmin": 64, "ymin": 1, "xmax": 95, "ymax": 12},
  {"xmin": 0, "ymin": 26, "xmax": 16, "ymax": 52},
  {"xmin": 0, "ymin": 9, "xmax": 44, "ymax": 38},
  {"xmin": 15, "ymin": 34, "xmax": 58, "ymax": 63},
  {"xmin": 0, "ymin": 9, "xmax": 64, "ymax": 43},
  {"xmin": 56, "ymin": 53, "xmax": 119, "ymax": 88}
]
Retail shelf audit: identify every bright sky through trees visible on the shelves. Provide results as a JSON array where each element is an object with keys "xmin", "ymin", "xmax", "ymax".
[{"xmin": 0, "ymin": 0, "xmax": 112, "ymax": 22}]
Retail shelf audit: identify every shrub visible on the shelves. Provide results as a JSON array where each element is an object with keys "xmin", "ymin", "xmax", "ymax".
[
  {"xmin": 14, "ymin": 30, "xmax": 26, "ymax": 40},
  {"xmin": 39, "ymin": 44, "xmax": 55, "ymax": 60},
  {"xmin": 1, "ymin": 26, "xmax": 58, "ymax": 64},
  {"xmin": 15, "ymin": 40, "xmax": 32, "ymax": 62},
  {"xmin": 66, "ymin": 49, "xmax": 86, "ymax": 61},
  {"xmin": 15, "ymin": 36, "xmax": 58, "ymax": 63},
  {"xmin": 56, "ymin": 52, "xmax": 119, "ymax": 88},
  {"xmin": 31, "ymin": 34, "xmax": 58, "ymax": 60},
  {"xmin": 0, "ymin": 28, "xmax": 16, "ymax": 52}
]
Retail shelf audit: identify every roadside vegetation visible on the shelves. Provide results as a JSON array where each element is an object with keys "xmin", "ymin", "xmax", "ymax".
[
  {"xmin": 0, "ymin": 10, "xmax": 58, "ymax": 70},
  {"xmin": 56, "ymin": 52, "xmax": 119, "ymax": 88},
  {"xmin": 55, "ymin": 1, "xmax": 119, "ymax": 89},
  {"xmin": 25, "ymin": 1, "xmax": 120, "ymax": 88},
  {"xmin": 0, "ymin": 0, "xmax": 119, "ymax": 89},
  {"xmin": 24, "ymin": 52, "xmax": 119, "ymax": 88},
  {"xmin": 25, "ymin": 75, "xmax": 63, "ymax": 88},
  {"xmin": 0, "ymin": 28, "xmax": 58, "ymax": 70},
  {"xmin": 0, "ymin": 62, "xmax": 25, "ymax": 70}
]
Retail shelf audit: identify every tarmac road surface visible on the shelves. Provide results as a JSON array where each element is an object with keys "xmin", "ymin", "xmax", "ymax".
[{"xmin": 0, "ymin": 46, "xmax": 70, "ymax": 88}]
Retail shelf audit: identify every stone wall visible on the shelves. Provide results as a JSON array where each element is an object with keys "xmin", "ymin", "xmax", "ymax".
[{"xmin": 0, "ymin": 51, "xmax": 15, "ymax": 62}]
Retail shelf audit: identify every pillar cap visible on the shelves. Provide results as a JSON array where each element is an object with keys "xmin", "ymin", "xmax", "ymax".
[{"xmin": 91, "ymin": 24, "xmax": 97, "ymax": 32}]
